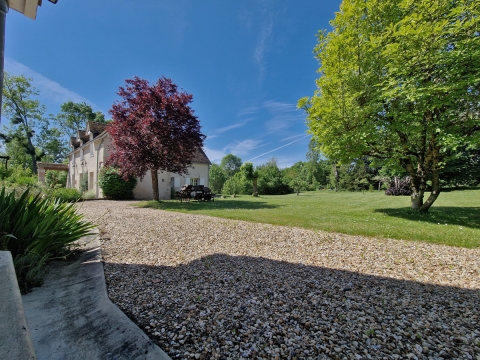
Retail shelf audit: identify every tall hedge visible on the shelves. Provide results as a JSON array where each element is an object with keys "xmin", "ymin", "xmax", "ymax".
[{"xmin": 98, "ymin": 167, "xmax": 137, "ymax": 200}]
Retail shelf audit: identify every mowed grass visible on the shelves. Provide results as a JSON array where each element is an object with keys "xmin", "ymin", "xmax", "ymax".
[{"xmin": 135, "ymin": 189, "xmax": 480, "ymax": 248}]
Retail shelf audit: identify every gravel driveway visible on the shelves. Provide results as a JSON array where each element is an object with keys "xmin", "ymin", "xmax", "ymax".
[{"xmin": 78, "ymin": 200, "xmax": 480, "ymax": 360}]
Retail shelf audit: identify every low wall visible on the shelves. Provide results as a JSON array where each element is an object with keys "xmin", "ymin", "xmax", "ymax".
[{"xmin": 0, "ymin": 251, "xmax": 36, "ymax": 359}]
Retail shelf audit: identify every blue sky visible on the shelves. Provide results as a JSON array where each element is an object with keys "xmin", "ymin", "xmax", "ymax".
[{"xmin": 4, "ymin": 0, "xmax": 341, "ymax": 168}]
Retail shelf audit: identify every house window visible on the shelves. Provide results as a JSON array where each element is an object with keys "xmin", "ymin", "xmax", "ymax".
[
  {"xmin": 90, "ymin": 143, "xmax": 94, "ymax": 157},
  {"xmin": 80, "ymin": 149, "xmax": 84, "ymax": 160},
  {"xmin": 190, "ymin": 178, "xmax": 200, "ymax": 186}
]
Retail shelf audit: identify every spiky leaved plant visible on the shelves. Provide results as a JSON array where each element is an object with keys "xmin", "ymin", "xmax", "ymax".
[{"xmin": 0, "ymin": 187, "xmax": 96, "ymax": 291}]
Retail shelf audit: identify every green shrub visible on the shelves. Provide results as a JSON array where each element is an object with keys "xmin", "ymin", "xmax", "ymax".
[
  {"xmin": 2, "ymin": 166, "xmax": 37, "ymax": 187},
  {"xmin": 80, "ymin": 176, "xmax": 89, "ymax": 194},
  {"xmin": 45, "ymin": 170, "xmax": 67, "ymax": 188},
  {"xmin": 98, "ymin": 167, "xmax": 137, "ymax": 200},
  {"xmin": 222, "ymin": 172, "xmax": 252, "ymax": 195},
  {"xmin": 0, "ymin": 187, "xmax": 95, "ymax": 291},
  {"xmin": 0, "ymin": 165, "xmax": 12, "ymax": 180},
  {"xmin": 82, "ymin": 190, "xmax": 96, "ymax": 200},
  {"xmin": 14, "ymin": 253, "xmax": 49, "ymax": 291},
  {"xmin": 48, "ymin": 188, "xmax": 82, "ymax": 203}
]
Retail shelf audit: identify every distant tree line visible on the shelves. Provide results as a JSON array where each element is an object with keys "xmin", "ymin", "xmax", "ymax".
[{"xmin": 211, "ymin": 138, "xmax": 480, "ymax": 197}]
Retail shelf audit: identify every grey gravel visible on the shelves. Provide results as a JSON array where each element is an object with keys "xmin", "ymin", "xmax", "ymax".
[{"xmin": 78, "ymin": 200, "xmax": 480, "ymax": 360}]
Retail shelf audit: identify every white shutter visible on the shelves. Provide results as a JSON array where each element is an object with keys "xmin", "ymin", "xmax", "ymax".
[
  {"xmin": 174, "ymin": 177, "xmax": 180, "ymax": 187},
  {"xmin": 199, "ymin": 178, "xmax": 205, "ymax": 185},
  {"xmin": 185, "ymin": 178, "xmax": 190, "ymax": 186}
]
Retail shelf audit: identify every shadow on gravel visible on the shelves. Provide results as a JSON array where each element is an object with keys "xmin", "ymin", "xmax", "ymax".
[
  {"xmin": 375, "ymin": 206, "xmax": 480, "ymax": 230},
  {"xmin": 135, "ymin": 199, "xmax": 281, "ymax": 212},
  {"xmin": 104, "ymin": 253, "xmax": 480, "ymax": 359}
]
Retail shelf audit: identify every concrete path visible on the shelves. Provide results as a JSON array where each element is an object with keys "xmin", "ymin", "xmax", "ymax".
[{"xmin": 22, "ymin": 233, "xmax": 170, "ymax": 360}]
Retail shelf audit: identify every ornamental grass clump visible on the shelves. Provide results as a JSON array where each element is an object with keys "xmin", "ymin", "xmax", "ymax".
[{"xmin": 0, "ymin": 187, "xmax": 96, "ymax": 292}]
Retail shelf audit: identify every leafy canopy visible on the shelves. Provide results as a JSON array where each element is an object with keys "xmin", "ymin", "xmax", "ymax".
[
  {"xmin": 107, "ymin": 76, "xmax": 205, "ymax": 180},
  {"xmin": 220, "ymin": 154, "xmax": 243, "ymax": 179},
  {"xmin": 300, "ymin": 0, "xmax": 480, "ymax": 211}
]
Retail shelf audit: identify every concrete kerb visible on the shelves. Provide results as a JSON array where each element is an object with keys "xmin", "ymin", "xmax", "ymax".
[
  {"xmin": 22, "ymin": 231, "xmax": 170, "ymax": 360},
  {"xmin": 0, "ymin": 251, "xmax": 37, "ymax": 360}
]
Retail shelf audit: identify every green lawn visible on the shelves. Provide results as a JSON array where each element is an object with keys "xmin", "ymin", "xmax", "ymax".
[{"xmin": 135, "ymin": 189, "xmax": 480, "ymax": 248}]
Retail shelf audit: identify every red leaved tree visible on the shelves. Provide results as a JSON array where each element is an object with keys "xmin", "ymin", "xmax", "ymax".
[{"xmin": 107, "ymin": 76, "xmax": 205, "ymax": 201}]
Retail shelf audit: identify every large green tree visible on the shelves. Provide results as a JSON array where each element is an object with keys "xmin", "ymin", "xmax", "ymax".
[
  {"xmin": 256, "ymin": 158, "xmax": 290, "ymax": 195},
  {"xmin": 209, "ymin": 163, "xmax": 227, "ymax": 194},
  {"xmin": 55, "ymin": 101, "xmax": 106, "ymax": 137},
  {"xmin": 220, "ymin": 154, "xmax": 243, "ymax": 179},
  {"xmin": 240, "ymin": 162, "xmax": 259, "ymax": 196},
  {"xmin": 1, "ymin": 73, "xmax": 46, "ymax": 174},
  {"xmin": 300, "ymin": 0, "xmax": 480, "ymax": 212}
]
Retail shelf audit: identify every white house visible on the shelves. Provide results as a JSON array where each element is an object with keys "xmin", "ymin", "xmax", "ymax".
[{"xmin": 66, "ymin": 121, "xmax": 211, "ymax": 200}]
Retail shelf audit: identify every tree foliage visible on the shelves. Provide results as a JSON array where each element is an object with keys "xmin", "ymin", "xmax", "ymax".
[
  {"xmin": 256, "ymin": 158, "xmax": 290, "ymax": 195},
  {"xmin": 55, "ymin": 101, "xmax": 106, "ymax": 137},
  {"xmin": 240, "ymin": 162, "xmax": 259, "ymax": 196},
  {"xmin": 98, "ymin": 166, "xmax": 137, "ymax": 200},
  {"xmin": 220, "ymin": 154, "xmax": 243, "ymax": 179},
  {"xmin": 222, "ymin": 171, "xmax": 252, "ymax": 195},
  {"xmin": 107, "ymin": 76, "xmax": 205, "ymax": 201},
  {"xmin": 300, "ymin": 0, "xmax": 480, "ymax": 212},
  {"xmin": 209, "ymin": 163, "xmax": 227, "ymax": 194},
  {"xmin": 1, "ymin": 74, "xmax": 81, "ymax": 170},
  {"xmin": 1, "ymin": 73, "xmax": 45, "ymax": 173}
]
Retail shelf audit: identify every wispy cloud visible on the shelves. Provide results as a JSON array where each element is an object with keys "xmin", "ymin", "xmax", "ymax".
[
  {"xmin": 263, "ymin": 100, "xmax": 305, "ymax": 133},
  {"xmin": 247, "ymin": 135, "xmax": 309, "ymax": 162},
  {"xmin": 238, "ymin": 106, "xmax": 259, "ymax": 117},
  {"xmin": 253, "ymin": 11, "xmax": 273, "ymax": 86},
  {"xmin": 281, "ymin": 134, "xmax": 307, "ymax": 142},
  {"xmin": 215, "ymin": 119, "xmax": 252, "ymax": 134},
  {"xmin": 203, "ymin": 146, "xmax": 227, "ymax": 164},
  {"xmin": 227, "ymin": 139, "xmax": 264, "ymax": 156},
  {"xmin": 4, "ymin": 58, "xmax": 101, "ymax": 111}
]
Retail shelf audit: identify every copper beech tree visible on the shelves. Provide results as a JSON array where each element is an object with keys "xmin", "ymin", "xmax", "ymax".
[{"xmin": 107, "ymin": 76, "xmax": 205, "ymax": 201}]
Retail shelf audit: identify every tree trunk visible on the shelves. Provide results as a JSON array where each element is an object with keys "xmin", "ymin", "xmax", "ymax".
[
  {"xmin": 419, "ymin": 145, "xmax": 441, "ymax": 213},
  {"xmin": 151, "ymin": 168, "xmax": 159, "ymax": 201},
  {"xmin": 332, "ymin": 162, "xmax": 339, "ymax": 191},
  {"xmin": 27, "ymin": 143, "xmax": 37, "ymax": 174},
  {"xmin": 252, "ymin": 177, "xmax": 258, "ymax": 197},
  {"xmin": 410, "ymin": 188, "xmax": 425, "ymax": 211}
]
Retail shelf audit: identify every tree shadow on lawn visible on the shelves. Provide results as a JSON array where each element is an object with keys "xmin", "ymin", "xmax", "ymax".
[
  {"xmin": 104, "ymin": 253, "xmax": 480, "ymax": 359},
  {"xmin": 374, "ymin": 207, "xmax": 480, "ymax": 230},
  {"xmin": 135, "ymin": 199, "xmax": 281, "ymax": 211}
]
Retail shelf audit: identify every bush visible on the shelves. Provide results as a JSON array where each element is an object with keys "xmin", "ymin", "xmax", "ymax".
[
  {"xmin": 1, "ymin": 166, "xmax": 37, "ymax": 187},
  {"xmin": 80, "ymin": 176, "xmax": 89, "ymax": 194},
  {"xmin": 45, "ymin": 170, "xmax": 67, "ymax": 188},
  {"xmin": 222, "ymin": 172, "xmax": 252, "ymax": 195},
  {"xmin": 98, "ymin": 167, "xmax": 137, "ymax": 200},
  {"xmin": 0, "ymin": 165, "xmax": 12, "ymax": 180},
  {"xmin": 48, "ymin": 187, "xmax": 82, "ymax": 203},
  {"xmin": 14, "ymin": 253, "xmax": 49, "ymax": 291},
  {"xmin": 385, "ymin": 176, "xmax": 412, "ymax": 196},
  {"xmin": 0, "ymin": 187, "xmax": 95, "ymax": 292},
  {"xmin": 82, "ymin": 190, "xmax": 96, "ymax": 200}
]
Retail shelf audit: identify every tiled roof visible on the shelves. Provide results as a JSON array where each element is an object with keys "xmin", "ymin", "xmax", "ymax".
[
  {"xmin": 70, "ymin": 136, "xmax": 80, "ymax": 149},
  {"xmin": 87, "ymin": 121, "xmax": 107, "ymax": 137},
  {"xmin": 192, "ymin": 147, "xmax": 211, "ymax": 164},
  {"xmin": 77, "ymin": 130, "xmax": 89, "ymax": 144}
]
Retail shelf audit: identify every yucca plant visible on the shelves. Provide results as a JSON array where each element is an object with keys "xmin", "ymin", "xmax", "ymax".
[{"xmin": 0, "ymin": 187, "xmax": 96, "ymax": 291}]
